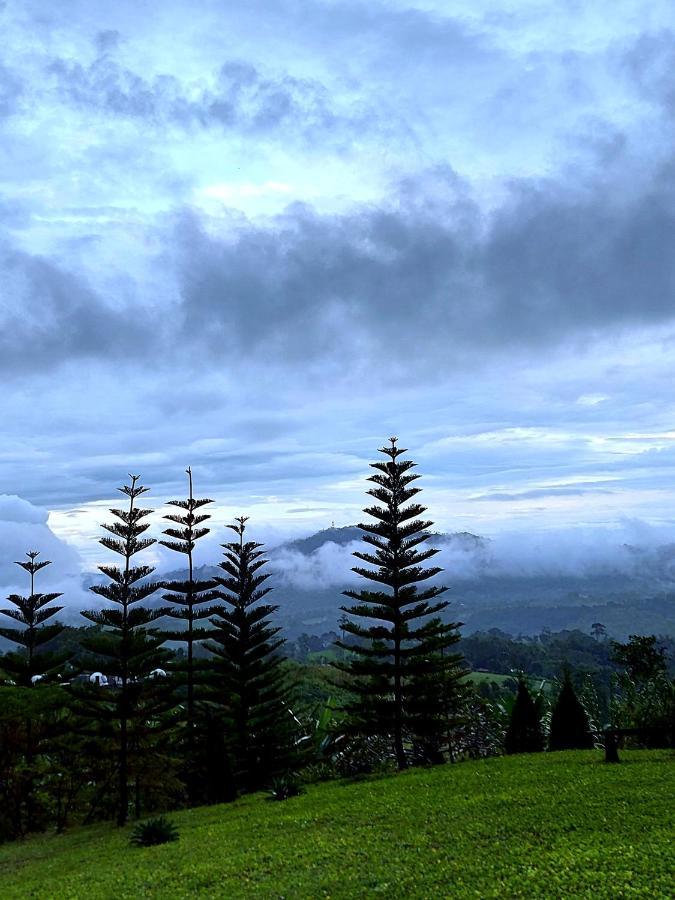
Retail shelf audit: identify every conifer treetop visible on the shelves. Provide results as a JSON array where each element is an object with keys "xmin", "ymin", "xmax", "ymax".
[
  {"xmin": 1, "ymin": 551, "xmax": 64, "ymax": 627},
  {"xmin": 0, "ymin": 550, "xmax": 66, "ymax": 682},
  {"xmin": 160, "ymin": 467, "xmax": 214, "ymax": 555},
  {"xmin": 378, "ymin": 436, "xmax": 406, "ymax": 458},
  {"xmin": 345, "ymin": 438, "xmax": 446, "ymax": 601},
  {"xmin": 83, "ymin": 473, "xmax": 164, "ymax": 615},
  {"xmin": 15, "ymin": 550, "xmax": 51, "ymax": 581},
  {"xmin": 215, "ymin": 517, "xmax": 272, "ymax": 603},
  {"xmin": 119, "ymin": 474, "xmax": 150, "ymax": 498},
  {"xmin": 226, "ymin": 515, "xmax": 250, "ymax": 539},
  {"xmin": 160, "ymin": 466, "xmax": 218, "ymax": 636}
]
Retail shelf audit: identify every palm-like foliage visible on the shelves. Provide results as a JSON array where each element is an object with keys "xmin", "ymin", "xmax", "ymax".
[{"xmin": 130, "ymin": 815, "xmax": 179, "ymax": 846}]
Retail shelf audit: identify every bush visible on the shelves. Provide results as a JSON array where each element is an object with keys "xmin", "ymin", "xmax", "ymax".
[
  {"xmin": 268, "ymin": 773, "xmax": 304, "ymax": 801},
  {"xmin": 504, "ymin": 679, "xmax": 546, "ymax": 754},
  {"xmin": 130, "ymin": 816, "xmax": 179, "ymax": 847},
  {"xmin": 333, "ymin": 734, "xmax": 396, "ymax": 778},
  {"xmin": 300, "ymin": 761, "xmax": 338, "ymax": 784},
  {"xmin": 549, "ymin": 672, "xmax": 595, "ymax": 751},
  {"xmin": 611, "ymin": 674, "xmax": 675, "ymax": 747}
]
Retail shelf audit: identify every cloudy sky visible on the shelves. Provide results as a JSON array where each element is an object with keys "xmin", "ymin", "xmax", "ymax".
[{"xmin": 3, "ymin": 0, "xmax": 675, "ymax": 587}]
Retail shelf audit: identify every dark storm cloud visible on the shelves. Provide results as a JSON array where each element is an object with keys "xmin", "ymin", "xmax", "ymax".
[
  {"xmin": 480, "ymin": 175, "xmax": 675, "ymax": 337},
  {"xmin": 4, "ymin": 151, "xmax": 675, "ymax": 376},
  {"xmin": 47, "ymin": 51, "xmax": 374, "ymax": 141},
  {"xmin": 0, "ymin": 61, "xmax": 22, "ymax": 119},
  {"xmin": 0, "ymin": 238, "xmax": 157, "ymax": 370},
  {"xmin": 171, "ymin": 164, "xmax": 675, "ymax": 364},
  {"xmin": 622, "ymin": 29, "xmax": 675, "ymax": 112}
]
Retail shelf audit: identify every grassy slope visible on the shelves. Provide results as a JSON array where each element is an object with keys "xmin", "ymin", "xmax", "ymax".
[{"xmin": 0, "ymin": 751, "xmax": 673, "ymax": 899}]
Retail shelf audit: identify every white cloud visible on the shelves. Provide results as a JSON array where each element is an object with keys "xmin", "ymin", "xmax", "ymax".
[{"xmin": 0, "ymin": 495, "xmax": 88, "ymax": 618}]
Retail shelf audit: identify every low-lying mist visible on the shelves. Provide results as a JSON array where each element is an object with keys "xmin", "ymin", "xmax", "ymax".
[
  {"xmin": 1, "ymin": 494, "xmax": 674, "ymax": 625},
  {"xmin": 270, "ymin": 520, "xmax": 675, "ymax": 589}
]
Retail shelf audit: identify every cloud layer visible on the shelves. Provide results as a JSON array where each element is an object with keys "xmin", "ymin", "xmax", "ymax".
[
  {"xmin": 2, "ymin": 0, "xmax": 675, "ymax": 559},
  {"xmin": 0, "ymin": 495, "xmax": 88, "ymax": 622}
]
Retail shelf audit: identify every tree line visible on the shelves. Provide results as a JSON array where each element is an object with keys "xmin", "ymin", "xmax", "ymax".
[{"xmin": 1, "ymin": 439, "xmax": 673, "ymax": 842}]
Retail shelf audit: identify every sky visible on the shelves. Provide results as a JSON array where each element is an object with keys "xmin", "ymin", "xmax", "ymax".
[{"xmin": 3, "ymin": 0, "xmax": 675, "ymax": 591}]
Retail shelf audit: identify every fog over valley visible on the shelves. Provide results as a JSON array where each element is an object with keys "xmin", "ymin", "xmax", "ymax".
[{"xmin": 2, "ymin": 499, "xmax": 673, "ymax": 641}]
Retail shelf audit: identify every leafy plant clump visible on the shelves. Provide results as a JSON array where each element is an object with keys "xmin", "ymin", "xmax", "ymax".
[
  {"xmin": 130, "ymin": 816, "xmax": 179, "ymax": 847},
  {"xmin": 268, "ymin": 773, "xmax": 304, "ymax": 801}
]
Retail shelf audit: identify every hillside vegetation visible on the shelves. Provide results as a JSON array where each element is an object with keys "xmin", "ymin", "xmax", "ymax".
[{"xmin": 1, "ymin": 751, "xmax": 672, "ymax": 899}]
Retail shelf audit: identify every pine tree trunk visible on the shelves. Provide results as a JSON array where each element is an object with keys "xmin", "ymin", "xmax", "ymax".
[
  {"xmin": 393, "ymin": 628, "xmax": 407, "ymax": 770},
  {"xmin": 187, "ymin": 548, "xmax": 195, "ymax": 760},
  {"xmin": 392, "ymin": 539, "xmax": 407, "ymax": 770},
  {"xmin": 118, "ymin": 698, "xmax": 128, "ymax": 827},
  {"xmin": 186, "ymin": 608, "xmax": 195, "ymax": 803}
]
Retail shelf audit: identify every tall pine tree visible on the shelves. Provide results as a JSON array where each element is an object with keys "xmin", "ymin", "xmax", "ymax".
[
  {"xmin": 336, "ymin": 437, "xmax": 464, "ymax": 769},
  {"xmin": 0, "ymin": 552, "xmax": 67, "ymax": 833},
  {"xmin": 78, "ymin": 474, "xmax": 171, "ymax": 826},
  {"xmin": 206, "ymin": 517, "xmax": 295, "ymax": 793},
  {"xmin": 0, "ymin": 552, "xmax": 65, "ymax": 686},
  {"xmin": 160, "ymin": 466, "xmax": 217, "ymax": 800}
]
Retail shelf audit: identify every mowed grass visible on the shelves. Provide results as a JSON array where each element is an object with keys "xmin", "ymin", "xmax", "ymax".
[{"xmin": 0, "ymin": 751, "xmax": 673, "ymax": 899}]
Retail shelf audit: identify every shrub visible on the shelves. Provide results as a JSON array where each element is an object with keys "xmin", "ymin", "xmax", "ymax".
[
  {"xmin": 130, "ymin": 816, "xmax": 179, "ymax": 847},
  {"xmin": 300, "ymin": 761, "xmax": 338, "ymax": 784},
  {"xmin": 268, "ymin": 773, "xmax": 304, "ymax": 801},
  {"xmin": 333, "ymin": 734, "xmax": 396, "ymax": 777},
  {"xmin": 504, "ymin": 679, "xmax": 546, "ymax": 754},
  {"xmin": 549, "ymin": 672, "xmax": 595, "ymax": 751}
]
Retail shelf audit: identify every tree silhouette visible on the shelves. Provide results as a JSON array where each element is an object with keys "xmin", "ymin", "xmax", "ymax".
[
  {"xmin": 591, "ymin": 622, "xmax": 607, "ymax": 642},
  {"xmin": 78, "ymin": 475, "xmax": 170, "ymax": 826},
  {"xmin": 206, "ymin": 517, "xmax": 295, "ymax": 792},
  {"xmin": 0, "ymin": 552, "xmax": 68, "ymax": 832},
  {"xmin": 549, "ymin": 670, "xmax": 594, "ymax": 751},
  {"xmin": 160, "ymin": 466, "xmax": 218, "ymax": 800},
  {"xmin": 335, "ymin": 437, "xmax": 464, "ymax": 769},
  {"xmin": 610, "ymin": 635, "xmax": 667, "ymax": 683},
  {"xmin": 0, "ymin": 552, "xmax": 65, "ymax": 686},
  {"xmin": 504, "ymin": 678, "xmax": 545, "ymax": 754}
]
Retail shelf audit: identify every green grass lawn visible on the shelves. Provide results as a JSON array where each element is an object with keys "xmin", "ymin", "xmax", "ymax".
[{"xmin": 1, "ymin": 751, "xmax": 673, "ymax": 899}]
